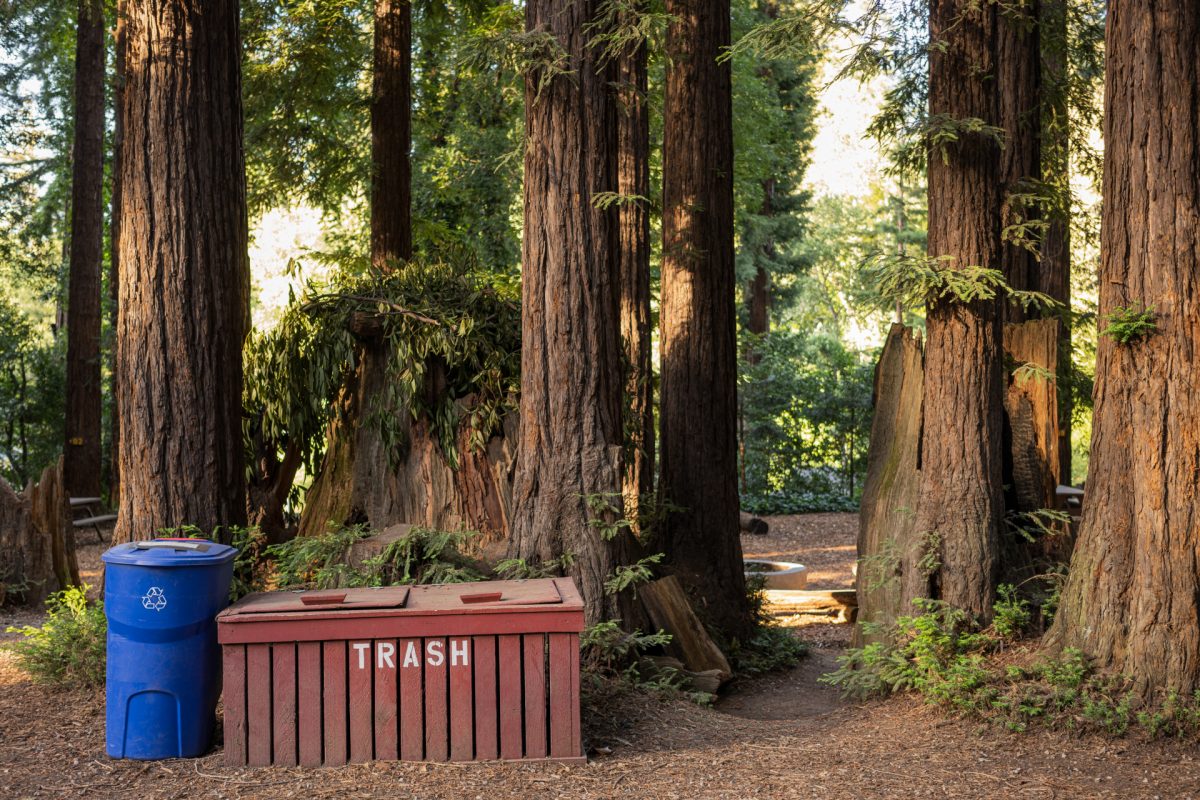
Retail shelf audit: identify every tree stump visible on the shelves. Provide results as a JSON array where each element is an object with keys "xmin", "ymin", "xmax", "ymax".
[
  {"xmin": 0, "ymin": 458, "xmax": 80, "ymax": 605},
  {"xmin": 855, "ymin": 324, "xmax": 923, "ymax": 645}
]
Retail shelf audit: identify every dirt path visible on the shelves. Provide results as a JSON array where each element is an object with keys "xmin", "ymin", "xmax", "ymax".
[{"xmin": 3, "ymin": 514, "xmax": 1199, "ymax": 798}]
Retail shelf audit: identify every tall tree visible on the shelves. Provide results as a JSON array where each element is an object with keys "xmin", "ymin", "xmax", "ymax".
[
  {"xmin": 108, "ymin": 0, "xmax": 126, "ymax": 508},
  {"xmin": 659, "ymin": 0, "xmax": 750, "ymax": 639},
  {"xmin": 371, "ymin": 0, "xmax": 411, "ymax": 267},
  {"xmin": 63, "ymin": 0, "xmax": 105, "ymax": 500},
  {"xmin": 1047, "ymin": 2, "xmax": 1200, "ymax": 695},
  {"xmin": 615, "ymin": 3, "xmax": 654, "ymax": 529},
  {"xmin": 995, "ymin": 0, "xmax": 1039, "ymax": 324},
  {"xmin": 508, "ymin": 0, "xmax": 625, "ymax": 625},
  {"xmin": 1039, "ymin": 0, "xmax": 1072, "ymax": 482},
  {"xmin": 114, "ymin": 0, "xmax": 249, "ymax": 542},
  {"xmin": 902, "ymin": 0, "xmax": 1003, "ymax": 619}
]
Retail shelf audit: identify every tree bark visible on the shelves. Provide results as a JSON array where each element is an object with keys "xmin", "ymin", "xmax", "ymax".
[
  {"xmin": 616, "ymin": 4, "xmax": 654, "ymax": 531},
  {"xmin": 1039, "ymin": 0, "xmax": 1072, "ymax": 483},
  {"xmin": 855, "ymin": 324, "xmax": 923, "ymax": 643},
  {"xmin": 1046, "ymin": 2, "xmax": 1200, "ymax": 695},
  {"xmin": 659, "ymin": 0, "xmax": 750, "ymax": 640},
  {"xmin": 371, "ymin": 0, "xmax": 412, "ymax": 268},
  {"xmin": 996, "ymin": 0, "xmax": 1039, "ymax": 324},
  {"xmin": 114, "ymin": 0, "xmax": 249, "ymax": 542},
  {"xmin": 64, "ymin": 0, "xmax": 106, "ymax": 501},
  {"xmin": 298, "ymin": 351, "xmax": 517, "ymax": 555},
  {"xmin": 0, "ymin": 459, "xmax": 79, "ymax": 607},
  {"xmin": 107, "ymin": 0, "xmax": 126, "ymax": 509},
  {"xmin": 508, "ymin": 0, "xmax": 625, "ymax": 626},
  {"xmin": 907, "ymin": 0, "xmax": 1004, "ymax": 620}
]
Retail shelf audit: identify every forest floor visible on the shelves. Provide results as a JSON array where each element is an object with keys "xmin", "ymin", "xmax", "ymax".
[{"xmin": 2, "ymin": 513, "xmax": 1199, "ymax": 799}]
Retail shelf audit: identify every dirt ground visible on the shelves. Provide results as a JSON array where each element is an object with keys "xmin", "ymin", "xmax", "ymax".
[{"xmin": 3, "ymin": 513, "xmax": 1200, "ymax": 799}]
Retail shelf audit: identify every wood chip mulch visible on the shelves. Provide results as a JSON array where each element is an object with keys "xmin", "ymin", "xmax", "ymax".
[{"xmin": 3, "ymin": 514, "xmax": 1199, "ymax": 798}]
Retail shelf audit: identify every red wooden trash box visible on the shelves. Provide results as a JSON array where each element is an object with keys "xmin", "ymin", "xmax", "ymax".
[{"xmin": 217, "ymin": 578, "xmax": 585, "ymax": 766}]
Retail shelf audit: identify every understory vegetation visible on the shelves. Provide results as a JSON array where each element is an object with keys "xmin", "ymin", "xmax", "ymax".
[{"xmin": 825, "ymin": 593, "xmax": 1200, "ymax": 739}]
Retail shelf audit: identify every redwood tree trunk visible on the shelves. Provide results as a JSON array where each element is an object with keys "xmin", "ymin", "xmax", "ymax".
[
  {"xmin": 371, "ymin": 0, "xmax": 412, "ymax": 268},
  {"xmin": 1047, "ymin": 2, "xmax": 1200, "ymax": 694},
  {"xmin": 509, "ymin": 0, "xmax": 625, "ymax": 625},
  {"xmin": 64, "ymin": 0, "xmax": 106, "ymax": 501},
  {"xmin": 108, "ymin": 0, "xmax": 126, "ymax": 508},
  {"xmin": 996, "ymin": 0, "xmax": 1039, "ymax": 324},
  {"xmin": 616, "ymin": 6, "xmax": 654, "ymax": 528},
  {"xmin": 1040, "ymin": 0, "xmax": 1072, "ymax": 484},
  {"xmin": 904, "ymin": 0, "xmax": 1003, "ymax": 620},
  {"xmin": 659, "ymin": 0, "xmax": 750, "ymax": 640},
  {"xmin": 114, "ymin": 0, "xmax": 249, "ymax": 542}
]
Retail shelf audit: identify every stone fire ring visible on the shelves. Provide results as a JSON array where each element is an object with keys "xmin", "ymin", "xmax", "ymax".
[{"xmin": 743, "ymin": 559, "xmax": 809, "ymax": 590}]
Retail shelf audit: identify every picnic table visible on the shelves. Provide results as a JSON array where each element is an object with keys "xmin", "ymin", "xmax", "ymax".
[{"xmin": 70, "ymin": 496, "xmax": 115, "ymax": 542}]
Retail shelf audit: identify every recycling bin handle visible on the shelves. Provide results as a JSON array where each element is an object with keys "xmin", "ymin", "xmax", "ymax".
[{"xmin": 133, "ymin": 540, "xmax": 211, "ymax": 552}]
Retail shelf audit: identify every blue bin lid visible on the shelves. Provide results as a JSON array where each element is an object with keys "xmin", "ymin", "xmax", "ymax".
[{"xmin": 102, "ymin": 538, "xmax": 237, "ymax": 567}]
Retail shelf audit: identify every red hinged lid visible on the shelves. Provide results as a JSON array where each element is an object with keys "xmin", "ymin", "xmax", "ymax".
[{"xmin": 219, "ymin": 586, "xmax": 410, "ymax": 617}]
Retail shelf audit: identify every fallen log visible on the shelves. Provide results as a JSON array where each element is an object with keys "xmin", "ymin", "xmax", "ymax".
[
  {"xmin": 763, "ymin": 589, "xmax": 858, "ymax": 623},
  {"xmin": 640, "ymin": 575, "xmax": 732, "ymax": 681}
]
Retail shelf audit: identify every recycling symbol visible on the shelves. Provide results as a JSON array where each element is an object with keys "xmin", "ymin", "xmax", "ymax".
[{"xmin": 141, "ymin": 586, "xmax": 168, "ymax": 611}]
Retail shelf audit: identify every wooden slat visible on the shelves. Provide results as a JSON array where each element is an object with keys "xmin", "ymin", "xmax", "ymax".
[
  {"xmin": 399, "ymin": 638, "xmax": 423, "ymax": 760},
  {"xmin": 222, "ymin": 645, "xmax": 247, "ymax": 765},
  {"xmin": 374, "ymin": 640, "xmax": 399, "ymax": 761},
  {"xmin": 424, "ymin": 638, "xmax": 449, "ymax": 761},
  {"xmin": 449, "ymin": 637, "xmax": 473, "ymax": 761},
  {"xmin": 272, "ymin": 643, "xmax": 297, "ymax": 766},
  {"xmin": 472, "ymin": 636, "xmax": 498, "ymax": 760},
  {"xmin": 568, "ymin": 633, "xmax": 580, "ymax": 756},
  {"xmin": 349, "ymin": 641, "xmax": 373, "ymax": 762},
  {"xmin": 297, "ymin": 642, "xmax": 323, "ymax": 766},
  {"xmin": 246, "ymin": 644, "xmax": 272, "ymax": 767},
  {"xmin": 323, "ymin": 641, "xmax": 348, "ymax": 766},
  {"xmin": 523, "ymin": 635, "xmax": 547, "ymax": 758},
  {"xmin": 548, "ymin": 633, "xmax": 576, "ymax": 758},
  {"xmin": 498, "ymin": 634, "xmax": 522, "ymax": 760}
]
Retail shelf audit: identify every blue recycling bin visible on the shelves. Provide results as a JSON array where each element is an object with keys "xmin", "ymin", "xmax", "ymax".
[{"xmin": 103, "ymin": 539, "xmax": 236, "ymax": 759}]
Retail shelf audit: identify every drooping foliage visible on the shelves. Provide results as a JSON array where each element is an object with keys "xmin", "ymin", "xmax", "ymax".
[{"xmin": 243, "ymin": 250, "xmax": 521, "ymax": 491}]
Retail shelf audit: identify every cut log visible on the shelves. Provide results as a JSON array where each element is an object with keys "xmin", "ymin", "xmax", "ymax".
[
  {"xmin": 639, "ymin": 575, "xmax": 732, "ymax": 681},
  {"xmin": 855, "ymin": 324, "xmax": 923, "ymax": 644},
  {"xmin": 739, "ymin": 512, "xmax": 768, "ymax": 535},
  {"xmin": 763, "ymin": 589, "xmax": 858, "ymax": 623},
  {"xmin": 0, "ymin": 458, "xmax": 80, "ymax": 606}
]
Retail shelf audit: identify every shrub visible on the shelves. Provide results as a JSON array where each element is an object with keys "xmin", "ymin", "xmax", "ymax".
[{"xmin": 6, "ymin": 585, "xmax": 106, "ymax": 689}]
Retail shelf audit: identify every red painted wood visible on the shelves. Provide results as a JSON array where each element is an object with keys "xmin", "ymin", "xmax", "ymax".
[
  {"xmin": 348, "ymin": 640, "xmax": 373, "ymax": 762},
  {"xmin": 272, "ymin": 643, "xmax": 297, "ymax": 765},
  {"xmin": 424, "ymin": 637, "xmax": 449, "ymax": 761},
  {"xmin": 246, "ymin": 644, "xmax": 272, "ymax": 767},
  {"xmin": 230, "ymin": 586, "xmax": 409, "ymax": 614},
  {"xmin": 221, "ymin": 645, "xmax": 247, "ymax": 765},
  {"xmin": 548, "ymin": 633, "xmax": 577, "ymax": 758},
  {"xmin": 323, "ymin": 641, "xmax": 348, "ymax": 765},
  {"xmin": 374, "ymin": 639, "xmax": 399, "ymax": 760},
  {"xmin": 523, "ymin": 634, "xmax": 548, "ymax": 758},
  {"xmin": 215, "ymin": 578, "xmax": 586, "ymax": 764},
  {"xmin": 472, "ymin": 636, "xmax": 498, "ymax": 760},
  {"xmin": 219, "ymin": 609, "xmax": 584, "ymax": 645},
  {"xmin": 449, "ymin": 637, "xmax": 473, "ymax": 761},
  {"xmin": 297, "ymin": 642, "xmax": 323, "ymax": 766},
  {"xmin": 399, "ymin": 638, "xmax": 423, "ymax": 760},
  {"xmin": 568, "ymin": 633, "xmax": 581, "ymax": 756},
  {"xmin": 498, "ymin": 634, "xmax": 523, "ymax": 760}
]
